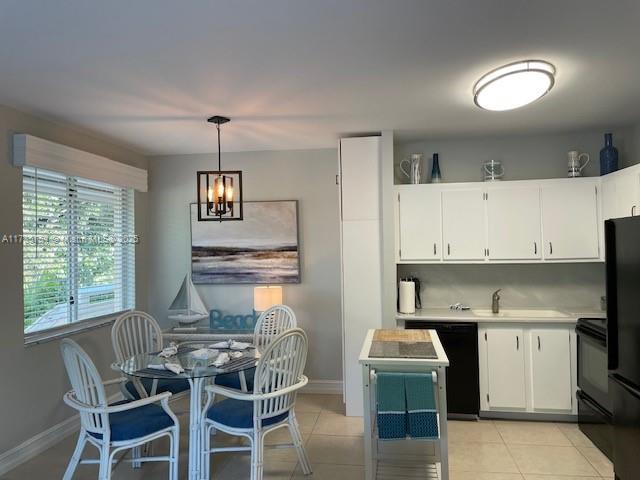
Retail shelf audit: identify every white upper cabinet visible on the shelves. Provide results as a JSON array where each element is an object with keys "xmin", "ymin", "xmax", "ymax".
[
  {"xmin": 442, "ymin": 188, "xmax": 486, "ymax": 261},
  {"xmin": 541, "ymin": 180, "xmax": 600, "ymax": 260},
  {"xmin": 340, "ymin": 137, "xmax": 380, "ymax": 221},
  {"xmin": 530, "ymin": 328, "xmax": 573, "ymax": 411},
  {"xmin": 487, "ymin": 184, "xmax": 542, "ymax": 260},
  {"xmin": 398, "ymin": 186, "xmax": 442, "ymax": 261},
  {"xmin": 602, "ymin": 168, "xmax": 640, "ymax": 220},
  {"xmin": 392, "ymin": 172, "xmax": 626, "ymax": 264}
]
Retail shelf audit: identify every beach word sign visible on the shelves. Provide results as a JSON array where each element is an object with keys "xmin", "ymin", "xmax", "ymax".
[{"xmin": 209, "ymin": 309, "xmax": 259, "ymax": 330}]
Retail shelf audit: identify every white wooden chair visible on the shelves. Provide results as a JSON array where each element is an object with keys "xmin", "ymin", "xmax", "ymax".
[
  {"xmin": 201, "ymin": 328, "xmax": 312, "ymax": 480},
  {"xmin": 60, "ymin": 339, "xmax": 180, "ymax": 480},
  {"xmin": 111, "ymin": 310, "xmax": 189, "ymax": 399},
  {"xmin": 215, "ymin": 304, "xmax": 297, "ymax": 392}
]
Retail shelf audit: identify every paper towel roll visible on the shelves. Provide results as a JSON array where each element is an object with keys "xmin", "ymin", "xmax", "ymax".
[{"xmin": 399, "ymin": 280, "xmax": 416, "ymax": 314}]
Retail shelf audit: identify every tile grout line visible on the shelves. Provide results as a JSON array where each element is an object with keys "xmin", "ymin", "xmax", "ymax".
[
  {"xmin": 545, "ymin": 422, "xmax": 604, "ymax": 476},
  {"xmin": 491, "ymin": 420, "xmax": 527, "ymax": 479},
  {"xmin": 573, "ymin": 444, "xmax": 610, "ymax": 478},
  {"xmin": 555, "ymin": 422, "xmax": 579, "ymax": 447},
  {"xmin": 501, "ymin": 442, "xmax": 525, "ymax": 478}
]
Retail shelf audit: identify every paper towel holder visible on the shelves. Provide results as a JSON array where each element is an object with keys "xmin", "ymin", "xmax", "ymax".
[
  {"xmin": 398, "ymin": 277, "xmax": 422, "ymax": 314},
  {"xmin": 400, "ymin": 277, "xmax": 422, "ymax": 308}
]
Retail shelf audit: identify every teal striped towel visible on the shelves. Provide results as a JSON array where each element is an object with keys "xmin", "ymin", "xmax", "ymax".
[
  {"xmin": 376, "ymin": 372, "xmax": 406, "ymax": 439},
  {"xmin": 405, "ymin": 373, "xmax": 439, "ymax": 439}
]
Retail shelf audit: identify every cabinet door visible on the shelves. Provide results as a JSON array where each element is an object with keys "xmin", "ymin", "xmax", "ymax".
[
  {"xmin": 602, "ymin": 171, "xmax": 640, "ymax": 220},
  {"xmin": 541, "ymin": 181, "xmax": 600, "ymax": 260},
  {"xmin": 614, "ymin": 171, "xmax": 638, "ymax": 218},
  {"xmin": 398, "ymin": 187, "xmax": 442, "ymax": 260},
  {"xmin": 602, "ymin": 175, "xmax": 618, "ymax": 221},
  {"xmin": 340, "ymin": 137, "xmax": 380, "ymax": 221},
  {"xmin": 637, "ymin": 173, "xmax": 640, "ymax": 217},
  {"xmin": 442, "ymin": 188, "xmax": 486, "ymax": 261},
  {"xmin": 486, "ymin": 328, "xmax": 526, "ymax": 410},
  {"xmin": 530, "ymin": 329, "xmax": 572, "ymax": 411},
  {"xmin": 487, "ymin": 185, "xmax": 541, "ymax": 260}
]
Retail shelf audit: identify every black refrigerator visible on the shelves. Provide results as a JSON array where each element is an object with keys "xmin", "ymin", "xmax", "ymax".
[{"xmin": 605, "ymin": 216, "xmax": 640, "ymax": 479}]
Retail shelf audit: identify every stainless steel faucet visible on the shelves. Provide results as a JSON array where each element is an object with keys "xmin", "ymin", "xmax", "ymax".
[{"xmin": 492, "ymin": 289, "xmax": 502, "ymax": 314}]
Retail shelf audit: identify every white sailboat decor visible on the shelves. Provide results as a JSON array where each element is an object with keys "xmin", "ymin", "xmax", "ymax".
[{"xmin": 168, "ymin": 274, "xmax": 209, "ymax": 324}]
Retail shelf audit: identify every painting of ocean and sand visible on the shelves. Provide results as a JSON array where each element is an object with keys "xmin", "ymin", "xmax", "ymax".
[{"xmin": 190, "ymin": 201, "xmax": 300, "ymax": 284}]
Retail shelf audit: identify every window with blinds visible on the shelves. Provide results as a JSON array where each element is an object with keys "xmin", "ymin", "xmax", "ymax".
[{"xmin": 22, "ymin": 166, "xmax": 136, "ymax": 334}]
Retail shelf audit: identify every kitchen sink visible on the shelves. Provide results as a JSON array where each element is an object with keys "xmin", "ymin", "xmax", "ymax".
[{"xmin": 472, "ymin": 308, "xmax": 571, "ymax": 318}]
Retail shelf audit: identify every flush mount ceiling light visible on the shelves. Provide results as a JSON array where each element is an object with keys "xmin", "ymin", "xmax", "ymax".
[
  {"xmin": 196, "ymin": 116, "xmax": 243, "ymax": 221},
  {"xmin": 473, "ymin": 60, "xmax": 556, "ymax": 111}
]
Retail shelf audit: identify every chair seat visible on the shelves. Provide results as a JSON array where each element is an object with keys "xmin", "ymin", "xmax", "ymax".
[
  {"xmin": 89, "ymin": 401, "xmax": 175, "ymax": 441},
  {"xmin": 214, "ymin": 367, "xmax": 256, "ymax": 391},
  {"xmin": 206, "ymin": 398, "xmax": 289, "ymax": 429},
  {"xmin": 125, "ymin": 378, "xmax": 190, "ymax": 399}
]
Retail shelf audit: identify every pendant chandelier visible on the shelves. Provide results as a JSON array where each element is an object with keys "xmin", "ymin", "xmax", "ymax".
[{"xmin": 196, "ymin": 116, "xmax": 243, "ymax": 221}]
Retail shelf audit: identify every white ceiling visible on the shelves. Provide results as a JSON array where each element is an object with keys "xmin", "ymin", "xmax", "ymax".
[{"xmin": 1, "ymin": 0, "xmax": 640, "ymax": 155}]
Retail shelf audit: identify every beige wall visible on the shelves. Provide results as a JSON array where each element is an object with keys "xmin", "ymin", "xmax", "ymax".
[
  {"xmin": 0, "ymin": 104, "xmax": 149, "ymax": 454},
  {"xmin": 147, "ymin": 149, "xmax": 342, "ymax": 382}
]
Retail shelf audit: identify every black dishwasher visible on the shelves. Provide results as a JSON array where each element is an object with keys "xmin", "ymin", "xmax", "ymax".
[{"xmin": 406, "ymin": 321, "xmax": 479, "ymax": 419}]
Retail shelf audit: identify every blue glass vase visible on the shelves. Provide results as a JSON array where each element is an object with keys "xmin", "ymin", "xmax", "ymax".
[
  {"xmin": 430, "ymin": 153, "xmax": 442, "ymax": 183},
  {"xmin": 600, "ymin": 133, "xmax": 619, "ymax": 175}
]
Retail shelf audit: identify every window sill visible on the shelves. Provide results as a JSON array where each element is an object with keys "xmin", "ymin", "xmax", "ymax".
[{"xmin": 24, "ymin": 310, "xmax": 130, "ymax": 347}]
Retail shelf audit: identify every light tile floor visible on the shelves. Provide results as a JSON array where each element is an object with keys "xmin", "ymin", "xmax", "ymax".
[{"xmin": 1, "ymin": 394, "xmax": 614, "ymax": 480}]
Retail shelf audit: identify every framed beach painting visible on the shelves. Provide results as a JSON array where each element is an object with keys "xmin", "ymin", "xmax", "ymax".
[{"xmin": 190, "ymin": 200, "xmax": 300, "ymax": 284}]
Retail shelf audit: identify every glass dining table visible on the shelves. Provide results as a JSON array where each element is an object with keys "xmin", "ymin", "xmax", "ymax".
[{"xmin": 119, "ymin": 344, "xmax": 260, "ymax": 480}]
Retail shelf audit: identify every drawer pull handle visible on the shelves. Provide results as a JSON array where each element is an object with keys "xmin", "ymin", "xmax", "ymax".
[
  {"xmin": 538, "ymin": 336, "xmax": 541, "ymax": 350},
  {"xmin": 516, "ymin": 336, "xmax": 520, "ymax": 350}
]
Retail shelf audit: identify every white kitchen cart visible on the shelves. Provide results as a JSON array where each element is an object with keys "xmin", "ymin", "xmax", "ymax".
[{"xmin": 359, "ymin": 329, "xmax": 450, "ymax": 480}]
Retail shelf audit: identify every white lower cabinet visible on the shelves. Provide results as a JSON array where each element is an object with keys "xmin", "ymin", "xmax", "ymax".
[
  {"xmin": 484, "ymin": 327, "xmax": 526, "ymax": 410},
  {"xmin": 479, "ymin": 324, "xmax": 576, "ymax": 415},
  {"xmin": 530, "ymin": 328, "xmax": 573, "ymax": 411}
]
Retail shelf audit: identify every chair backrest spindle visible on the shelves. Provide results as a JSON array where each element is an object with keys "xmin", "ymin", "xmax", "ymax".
[
  {"xmin": 60, "ymin": 339, "xmax": 109, "ymax": 436},
  {"xmin": 112, "ymin": 310, "xmax": 163, "ymax": 363},
  {"xmin": 253, "ymin": 305, "xmax": 297, "ymax": 352},
  {"xmin": 253, "ymin": 328, "xmax": 308, "ymax": 423}
]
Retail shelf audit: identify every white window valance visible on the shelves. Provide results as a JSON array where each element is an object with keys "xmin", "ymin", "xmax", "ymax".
[{"xmin": 12, "ymin": 134, "xmax": 148, "ymax": 192}]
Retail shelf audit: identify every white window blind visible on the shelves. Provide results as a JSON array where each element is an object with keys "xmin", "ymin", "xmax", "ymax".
[{"xmin": 22, "ymin": 166, "xmax": 136, "ymax": 334}]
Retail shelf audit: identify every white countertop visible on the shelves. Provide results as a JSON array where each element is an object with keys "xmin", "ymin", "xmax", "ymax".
[{"xmin": 396, "ymin": 307, "xmax": 605, "ymax": 324}]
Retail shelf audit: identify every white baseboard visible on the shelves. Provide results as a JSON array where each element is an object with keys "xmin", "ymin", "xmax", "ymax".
[
  {"xmin": 0, "ymin": 413, "xmax": 79, "ymax": 476},
  {"xmin": 0, "ymin": 393, "xmax": 121, "ymax": 476},
  {"xmin": 302, "ymin": 380, "xmax": 343, "ymax": 395}
]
